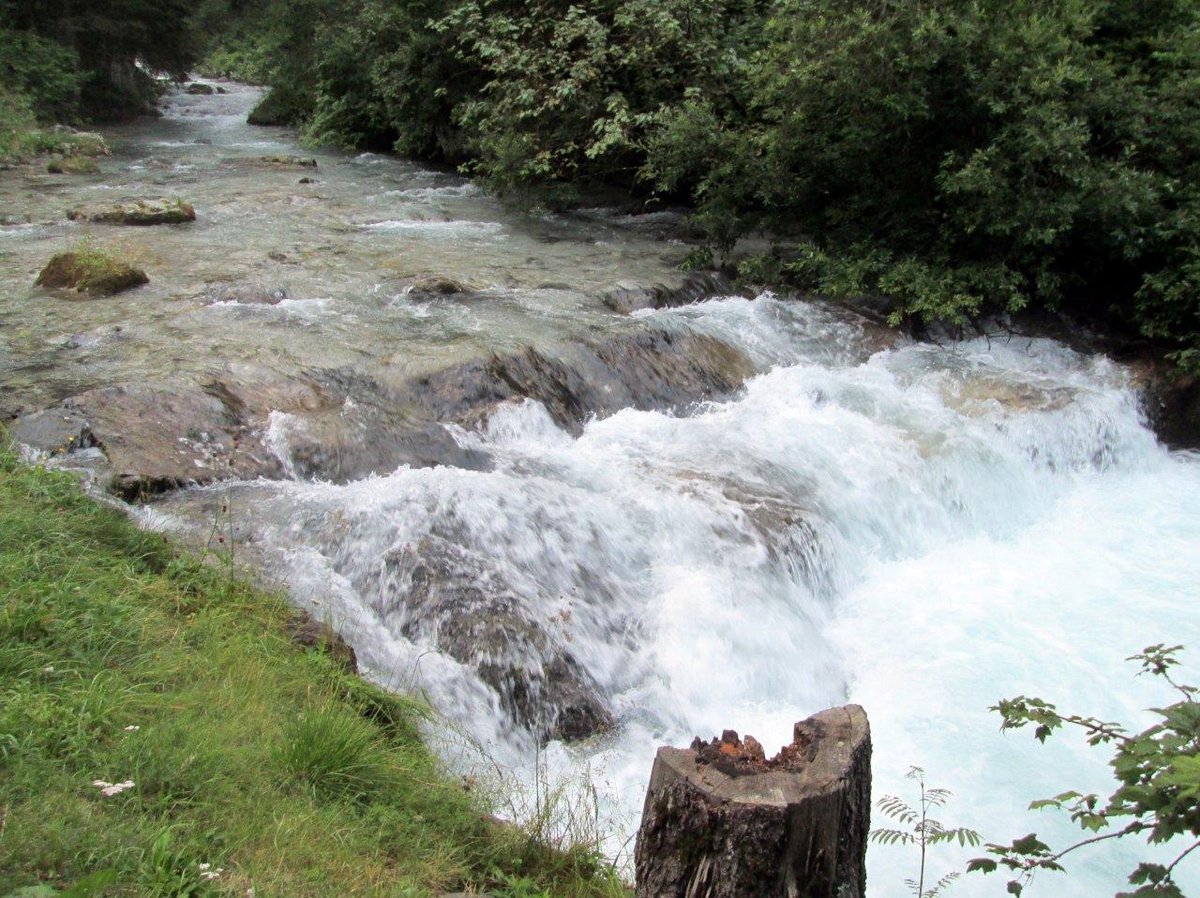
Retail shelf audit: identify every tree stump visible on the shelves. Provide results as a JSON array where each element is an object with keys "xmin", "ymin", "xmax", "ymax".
[{"xmin": 634, "ymin": 705, "xmax": 871, "ymax": 898}]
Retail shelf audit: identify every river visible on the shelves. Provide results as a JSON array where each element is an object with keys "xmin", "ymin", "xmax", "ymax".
[{"xmin": 3, "ymin": 82, "xmax": 1199, "ymax": 897}]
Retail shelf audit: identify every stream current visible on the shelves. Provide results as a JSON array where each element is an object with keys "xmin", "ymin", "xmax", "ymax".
[{"xmin": 3, "ymin": 84, "xmax": 1199, "ymax": 896}]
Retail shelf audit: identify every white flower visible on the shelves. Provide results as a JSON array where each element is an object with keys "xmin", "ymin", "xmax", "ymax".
[
  {"xmin": 43, "ymin": 666, "xmax": 54, "ymax": 674},
  {"xmin": 92, "ymin": 779, "xmax": 135, "ymax": 797},
  {"xmin": 198, "ymin": 864, "xmax": 224, "ymax": 881},
  {"xmin": 124, "ymin": 725, "xmax": 140, "ymax": 732}
]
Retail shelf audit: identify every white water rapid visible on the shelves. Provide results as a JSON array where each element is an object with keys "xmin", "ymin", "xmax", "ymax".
[{"xmin": 177, "ymin": 294, "xmax": 1200, "ymax": 897}]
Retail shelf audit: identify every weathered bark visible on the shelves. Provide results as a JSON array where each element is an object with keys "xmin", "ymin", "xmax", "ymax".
[{"xmin": 635, "ymin": 705, "xmax": 871, "ymax": 898}]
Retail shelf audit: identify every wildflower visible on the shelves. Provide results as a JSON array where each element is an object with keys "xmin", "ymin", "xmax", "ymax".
[
  {"xmin": 124, "ymin": 725, "xmax": 140, "ymax": 732},
  {"xmin": 92, "ymin": 779, "xmax": 135, "ymax": 797},
  {"xmin": 197, "ymin": 862, "xmax": 224, "ymax": 881},
  {"xmin": 42, "ymin": 665, "xmax": 54, "ymax": 674}
]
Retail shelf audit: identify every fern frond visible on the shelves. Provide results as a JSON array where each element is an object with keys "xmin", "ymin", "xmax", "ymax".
[
  {"xmin": 870, "ymin": 828, "xmax": 917, "ymax": 846},
  {"xmin": 927, "ymin": 827, "xmax": 982, "ymax": 847}
]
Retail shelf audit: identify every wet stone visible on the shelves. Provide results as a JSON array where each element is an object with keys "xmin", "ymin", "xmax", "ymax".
[
  {"xmin": 287, "ymin": 610, "xmax": 358, "ymax": 674},
  {"xmin": 47, "ymin": 155, "xmax": 100, "ymax": 175},
  {"xmin": 601, "ymin": 270, "xmax": 746, "ymax": 314},
  {"xmin": 406, "ymin": 275, "xmax": 473, "ymax": 296},
  {"xmin": 380, "ymin": 536, "xmax": 615, "ymax": 743},
  {"xmin": 57, "ymin": 384, "xmax": 281, "ymax": 500},
  {"xmin": 202, "ymin": 284, "xmax": 289, "ymax": 306},
  {"xmin": 6, "ymin": 408, "xmax": 96, "ymax": 456}
]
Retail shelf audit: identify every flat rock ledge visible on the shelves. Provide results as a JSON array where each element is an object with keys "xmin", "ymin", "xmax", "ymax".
[
  {"xmin": 635, "ymin": 705, "xmax": 871, "ymax": 898},
  {"xmin": 68, "ymin": 198, "xmax": 196, "ymax": 226}
]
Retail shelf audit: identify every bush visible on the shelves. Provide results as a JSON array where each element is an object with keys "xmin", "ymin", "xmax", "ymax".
[
  {"xmin": 0, "ymin": 27, "xmax": 81, "ymax": 122},
  {"xmin": 0, "ymin": 86, "xmax": 39, "ymax": 161}
]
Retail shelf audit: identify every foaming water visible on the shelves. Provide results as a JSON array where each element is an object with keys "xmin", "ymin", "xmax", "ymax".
[{"xmin": 219, "ymin": 294, "xmax": 1199, "ymax": 896}]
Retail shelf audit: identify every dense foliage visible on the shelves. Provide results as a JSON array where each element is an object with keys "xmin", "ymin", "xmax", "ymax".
[
  {"xmin": 0, "ymin": 0, "xmax": 200, "ymax": 122},
  {"xmin": 220, "ymin": 0, "xmax": 1200, "ymax": 353}
]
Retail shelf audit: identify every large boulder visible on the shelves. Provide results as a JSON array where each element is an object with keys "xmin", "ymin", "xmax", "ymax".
[
  {"xmin": 34, "ymin": 385, "xmax": 280, "ymax": 500},
  {"xmin": 407, "ymin": 326, "xmax": 755, "ymax": 432},
  {"xmin": 1141, "ymin": 367, "xmax": 1200, "ymax": 450}
]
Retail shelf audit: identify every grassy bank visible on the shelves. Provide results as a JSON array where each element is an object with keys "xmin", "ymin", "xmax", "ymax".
[{"xmin": 0, "ymin": 445, "xmax": 625, "ymax": 898}]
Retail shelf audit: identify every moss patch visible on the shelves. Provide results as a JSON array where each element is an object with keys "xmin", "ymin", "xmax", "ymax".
[{"xmin": 35, "ymin": 245, "xmax": 149, "ymax": 296}]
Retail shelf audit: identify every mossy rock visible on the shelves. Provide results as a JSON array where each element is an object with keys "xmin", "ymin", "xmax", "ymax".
[
  {"xmin": 185, "ymin": 82, "xmax": 216, "ymax": 95},
  {"xmin": 59, "ymin": 130, "xmax": 110, "ymax": 157},
  {"xmin": 47, "ymin": 155, "xmax": 101, "ymax": 175},
  {"xmin": 67, "ymin": 198, "xmax": 196, "ymax": 226},
  {"xmin": 34, "ymin": 128, "xmax": 110, "ymax": 159},
  {"xmin": 36, "ymin": 250, "xmax": 149, "ymax": 296},
  {"xmin": 258, "ymin": 155, "xmax": 317, "ymax": 168}
]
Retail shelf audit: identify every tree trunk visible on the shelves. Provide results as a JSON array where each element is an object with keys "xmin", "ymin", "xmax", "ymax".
[{"xmin": 634, "ymin": 704, "xmax": 871, "ymax": 898}]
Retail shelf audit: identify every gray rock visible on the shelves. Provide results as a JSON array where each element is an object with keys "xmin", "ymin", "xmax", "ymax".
[
  {"xmin": 380, "ymin": 536, "xmax": 615, "ymax": 743},
  {"xmin": 406, "ymin": 275, "xmax": 472, "ymax": 297},
  {"xmin": 1141, "ymin": 367, "xmax": 1200, "ymax": 450},
  {"xmin": 7, "ymin": 408, "xmax": 95, "ymax": 456},
  {"xmin": 601, "ymin": 270, "xmax": 744, "ymax": 314},
  {"xmin": 58, "ymin": 384, "xmax": 280, "ymax": 500},
  {"xmin": 407, "ymin": 326, "xmax": 756, "ymax": 433},
  {"xmin": 203, "ymin": 284, "xmax": 288, "ymax": 306}
]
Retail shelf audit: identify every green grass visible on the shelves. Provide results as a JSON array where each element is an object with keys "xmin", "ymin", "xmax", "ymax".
[
  {"xmin": 0, "ymin": 443, "xmax": 628, "ymax": 898},
  {"xmin": 0, "ymin": 85, "xmax": 109, "ymax": 164}
]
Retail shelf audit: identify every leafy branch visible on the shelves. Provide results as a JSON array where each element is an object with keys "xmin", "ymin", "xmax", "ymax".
[{"xmin": 968, "ymin": 645, "xmax": 1200, "ymax": 897}]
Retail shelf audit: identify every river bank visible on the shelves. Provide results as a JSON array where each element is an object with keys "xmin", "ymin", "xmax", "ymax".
[{"xmin": 0, "ymin": 443, "xmax": 624, "ymax": 897}]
